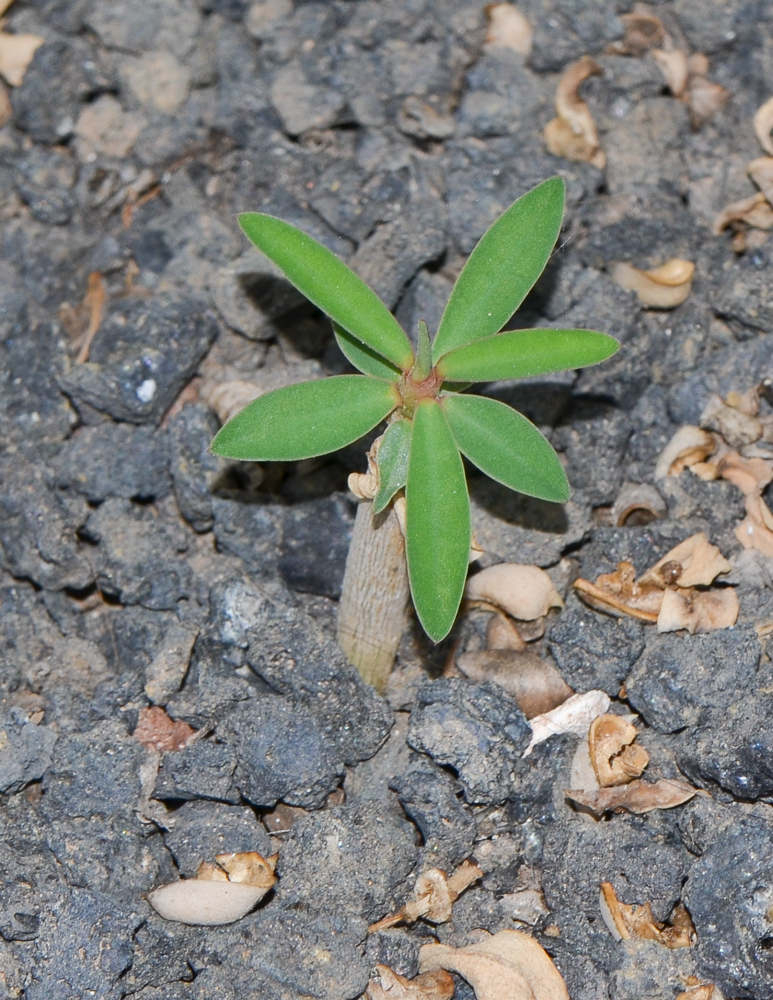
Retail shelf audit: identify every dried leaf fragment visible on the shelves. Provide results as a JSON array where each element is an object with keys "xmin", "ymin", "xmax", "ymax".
[
  {"xmin": 713, "ymin": 192, "xmax": 773, "ymax": 235},
  {"xmin": 214, "ymin": 851, "xmax": 277, "ymax": 888},
  {"xmin": 717, "ymin": 450, "xmax": 773, "ymax": 495},
  {"xmin": 201, "ymin": 379, "xmax": 263, "ymax": 426},
  {"xmin": 456, "ymin": 648, "xmax": 573, "ymax": 719},
  {"xmin": 748, "ymin": 157, "xmax": 773, "ymax": 203},
  {"xmin": 485, "ymin": 3, "xmax": 533, "ymax": 56},
  {"xmin": 366, "ymin": 966, "xmax": 455, "ymax": 1000},
  {"xmin": 611, "ymin": 12, "xmax": 667, "ymax": 56},
  {"xmin": 574, "ymin": 562, "xmax": 662, "ymax": 621},
  {"xmin": 611, "ymin": 482, "xmax": 667, "ymax": 527},
  {"xmin": 525, "ymin": 690, "xmax": 611, "ymax": 756},
  {"xmin": 369, "ymin": 860, "xmax": 483, "ymax": 932},
  {"xmin": 611, "ymin": 259, "xmax": 694, "ymax": 309},
  {"xmin": 652, "ymin": 48, "xmax": 689, "ymax": 98},
  {"xmin": 567, "ymin": 778, "xmax": 697, "ymax": 817},
  {"xmin": 638, "ymin": 533, "xmax": 732, "ymax": 589},
  {"xmin": 487, "ymin": 612, "xmax": 527, "ymax": 650},
  {"xmin": 599, "ymin": 882, "xmax": 696, "ymax": 948},
  {"xmin": 543, "ymin": 56, "xmax": 605, "ymax": 169},
  {"xmin": 754, "ymin": 96, "xmax": 773, "ymax": 156},
  {"xmin": 419, "ymin": 929, "xmax": 570, "ymax": 1000},
  {"xmin": 466, "ymin": 563, "xmax": 563, "ymax": 620},
  {"xmin": 588, "ymin": 714, "xmax": 649, "ymax": 787},
  {"xmin": 0, "ymin": 31, "xmax": 43, "ymax": 87},
  {"xmin": 657, "ymin": 586, "xmax": 739, "ymax": 634},
  {"xmin": 133, "ymin": 706, "xmax": 196, "ymax": 753},
  {"xmin": 654, "ymin": 425, "xmax": 715, "ymax": 479},
  {"xmin": 701, "ymin": 393, "xmax": 763, "ymax": 447}
]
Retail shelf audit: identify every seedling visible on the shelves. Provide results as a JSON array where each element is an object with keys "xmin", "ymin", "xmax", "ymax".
[{"xmin": 211, "ymin": 177, "xmax": 619, "ymax": 646}]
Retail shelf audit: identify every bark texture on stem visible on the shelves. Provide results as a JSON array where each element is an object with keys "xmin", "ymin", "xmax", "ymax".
[{"xmin": 337, "ymin": 499, "xmax": 409, "ymax": 693}]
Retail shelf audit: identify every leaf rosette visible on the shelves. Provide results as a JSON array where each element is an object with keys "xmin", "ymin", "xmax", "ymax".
[{"xmin": 211, "ymin": 177, "xmax": 620, "ymax": 641}]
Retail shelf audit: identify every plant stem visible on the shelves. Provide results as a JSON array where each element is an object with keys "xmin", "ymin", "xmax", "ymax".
[{"xmin": 337, "ymin": 498, "xmax": 410, "ymax": 693}]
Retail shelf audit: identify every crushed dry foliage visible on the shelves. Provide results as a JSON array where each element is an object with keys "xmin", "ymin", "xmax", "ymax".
[{"xmin": 599, "ymin": 882, "xmax": 696, "ymax": 948}]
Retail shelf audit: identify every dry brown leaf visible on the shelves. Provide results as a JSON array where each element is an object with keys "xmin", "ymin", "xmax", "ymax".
[
  {"xmin": 687, "ymin": 72, "xmax": 729, "ymax": 128},
  {"xmin": 366, "ymin": 965, "xmax": 455, "ymax": 1000},
  {"xmin": 0, "ymin": 31, "xmax": 43, "ymax": 87},
  {"xmin": 487, "ymin": 612, "xmax": 527, "ymax": 650},
  {"xmin": 456, "ymin": 649, "xmax": 573, "ymax": 719},
  {"xmin": 653, "ymin": 48, "xmax": 689, "ymax": 98},
  {"xmin": 612, "ymin": 11, "xmax": 667, "ymax": 55},
  {"xmin": 717, "ymin": 451, "xmax": 773, "ymax": 495},
  {"xmin": 133, "ymin": 706, "xmax": 196, "ymax": 753},
  {"xmin": 0, "ymin": 0, "xmax": 16, "ymax": 14},
  {"xmin": 59, "ymin": 272, "xmax": 107, "ymax": 364},
  {"xmin": 599, "ymin": 882, "xmax": 696, "ymax": 948},
  {"xmin": 465, "ymin": 563, "xmax": 563, "ymax": 620},
  {"xmin": 0, "ymin": 80, "xmax": 10, "ymax": 127},
  {"xmin": 754, "ymin": 96, "xmax": 773, "ymax": 156},
  {"xmin": 574, "ymin": 561, "xmax": 662, "ymax": 621},
  {"xmin": 611, "ymin": 482, "xmax": 667, "ymax": 526},
  {"xmin": 677, "ymin": 981, "xmax": 725, "ymax": 1000},
  {"xmin": 588, "ymin": 714, "xmax": 649, "ymax": 787},
  {"xmin": 214, "ymin": 851, "xmax": 277, "ymax": 888},
  {"xmin": 419, "ymin": 929, "xmax": 570, "ymax": 1000},
  {"xmin": 748, "ymin": 157, "xmax": 773, "ymax": 203},
  {"xmin": 485, "ymin": 3, "xmax": 533, "ymax": 56},
  {"xmin": 638, "ymin": 533, "xmax": 731, "ymax": 589},
  {"xmin": 567, "ymin": 777, "xmax": 697, "ymax": 816},
  {"xmin": 369, "ymin": 861, "xmax": 483, "ymax": 932},
  {"xmin": 543, "ymin": 56, "xmax": 605, "ymax": 169},
  {"xmin": 701, "ymin": 393, "xmax": 763, "ymax": 447},
  {"xmin": 657, "ymin": 586, "xmax": 739, "ymax": 633},
  {"xmin": 611, "ymin": 258, "xmax": 694, "ymax": 308},
  {"xmin": 526, "ymin": 690, "xmax": 611, "ymax": 756},
  {"xmin": 713, "ymin": 191, "xmax": 773, "ymax": 234},
  {"xmin": 736, "ymin": 491, "xmax": 773, "ymax": 558},
  {"xmin": 654, "ymin": 425, "xmax": 716, "ymax": 479}
]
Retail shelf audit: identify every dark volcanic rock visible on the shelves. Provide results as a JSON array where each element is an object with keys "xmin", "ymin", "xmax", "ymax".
[
  {"xmin": 163, "ymin": 800, "xmax": 271, "ymax": 876},
  {"xmin": 12, "ymin": 145, "xmax": 77, "ymax": 226},
  {"xmin": 278, "ymin": 493, "xmax": 354, "ymax": 599},
  {"xmin": 685, "ymin": 816, "xmax": 773, "ymax": 999},
  {"xmin": 407, "ymin": 678, "xmax": 530, "ymax": 805},
  {"xmin": 0, "ymin": 709, "xmax": 57, "ymax": 795},
  {"xmin": 60, "ymin": 295, "xmax": 218, "ymax": 425},
  {"xmin": 84, "ymin": 498, "xmax": 191, "ymax": 610},
  {"xmin": 542, "ymin": 816, "xmax": 692, "ymax": 970},
  {"xmin": 0, "ymin": 277, "xmax": 74, "ymax": 448},
  {"xmin": 55, "ymin": 423, "xmax": 171, "ymax": 501},
  {"xmin": 277, "ymin": 802, "xmax": 418, "ymax": 923},
  {"xmin": 677, "ymin": 694, "xmax": 773, "ymax": 800},
  {"xmin": 553, "ymin": 401, "xmax": 632, "ymax": 506},
  {"xmin": 0, "ymin": 454, "xmax": 92, "ymax": 591},
  {"xmin": 626, "ymin": 627, "xmax": 761, "ymax": 733},
  {"xmin": 211, "ymin": 496, "xmax": 284, "ymax": 578},
  {"xmin": 224, "ymin": 695, "xmax": 346, "ymax": 808},
  {"xmin": 42, "ymin": 720, "xmax": 145, "ymax": 820},
  {"xmin": 153, "ymin": 739, "xmax": 240, "ymax": 804},
  {"xmin": 548, "ymin": 595, "xmax": 646, "ymax": 696},
  {"xmin": 168, "ymin": 403, "xmax": 223, "ymax": 532},
  {"xmin": 390, "ymin": 757, "xmax": 476, "ymax": 869}
]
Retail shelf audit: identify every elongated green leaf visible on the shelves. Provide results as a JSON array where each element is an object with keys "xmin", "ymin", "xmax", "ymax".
[
  {"xmin": 436, "ymin": 328, "xmax": 620, "ymax": 383},
  {"xmin": 442, "ymin": 393, "xmax": 569, "ymax": 503},
  {"xmin": 333, "ymin": 322, "xmax": 403, "ymax": 381},
  {"xmin": 211, "ymin": 376, "xmax": 399, "ymax": 461},
  {"xmin": 239, "ymin": 213, "xmax": 414, "ymax": 372},
  {"xmin": 374, "ymin": 418, "xmax": 411, "ymax": 514},
  {"xmin": 433, "ymin": 177, "xmax": 565, "ymax": 358},
  {"xmin": 406, "ymin": 399, "xmax": 471, "ymax": 642}
]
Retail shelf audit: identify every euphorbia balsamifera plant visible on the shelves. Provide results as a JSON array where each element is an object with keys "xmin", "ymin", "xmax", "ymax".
[{"xmin": 211, "ymin": 177, "xmax": 619, "ymax": 645}]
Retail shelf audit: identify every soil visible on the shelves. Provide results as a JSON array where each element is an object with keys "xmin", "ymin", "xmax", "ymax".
[{"xmin": 2, "ymin": 0, "xmax": 773, "ymax": 998}]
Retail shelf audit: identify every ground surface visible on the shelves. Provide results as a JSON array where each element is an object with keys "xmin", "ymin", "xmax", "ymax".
[{"xmin": 2, "ymin": 0, "xmax": 773, "ymax": 997}]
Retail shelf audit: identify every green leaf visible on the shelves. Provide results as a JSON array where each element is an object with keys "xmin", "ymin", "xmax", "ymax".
[
  {"xmin": 433, "ymin": 177, "xmax": 566, "ymax": 359},
  {"xmin": 239, "ymin": 213, "xmax": 414, "ymax": 372},
  {"xmin": 436, "ymin": 328, "xmax": 620, "ymax": 383},
  {"xmin": 405, "ymin": 399, "xmax": 471, "ymax": 642},
  {"xmin": 373, "ymin": 418, "xmax": 411, "ymax": 514},
  {"xmin": 333, "ymin": 322, "xmax": 403, "ymax": 381},
  {"xmin": 442, "ymin": 393, "xmax": 569, "ymax": 503},
  {"xmin": 211, "ymin": 376, "xmax": 399, "ymax": 461}
]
